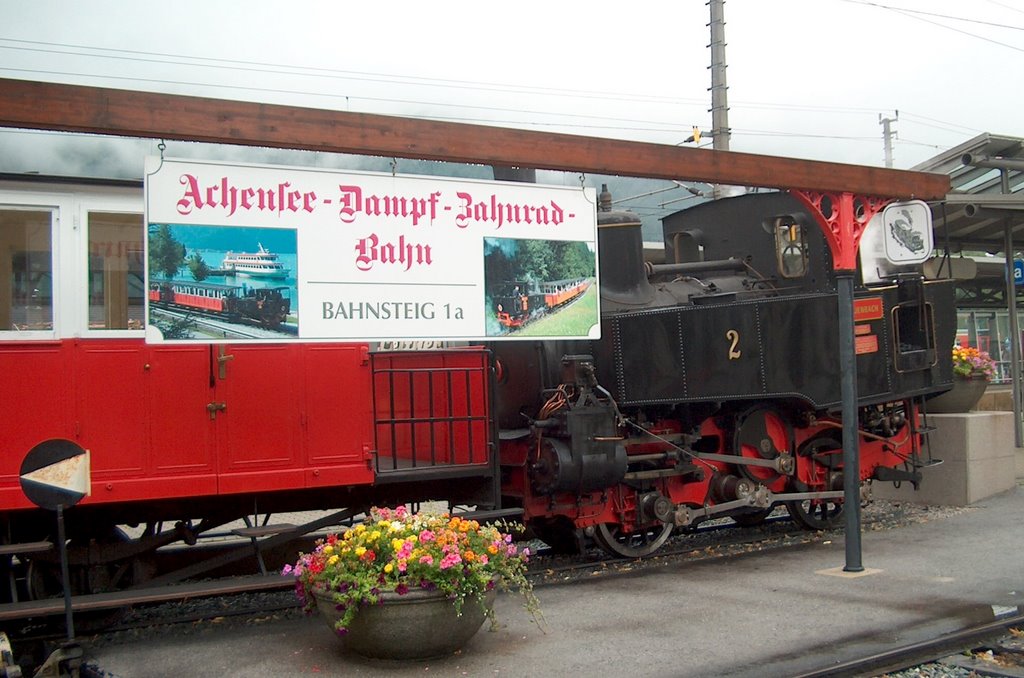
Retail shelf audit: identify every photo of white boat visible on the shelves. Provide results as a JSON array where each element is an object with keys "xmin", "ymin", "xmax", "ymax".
[{"xmin": 220, "ymin": 243, "xmax": 290, "ymax": 279}]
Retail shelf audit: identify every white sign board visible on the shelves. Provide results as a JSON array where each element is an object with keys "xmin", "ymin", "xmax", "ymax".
[
  {"xmin": 881, "ymin": 199, "xmax": 933, "ymax": 265},
  {"xmin": 144, "ymin": 158, "xmax": 598, "ymax": 342}
]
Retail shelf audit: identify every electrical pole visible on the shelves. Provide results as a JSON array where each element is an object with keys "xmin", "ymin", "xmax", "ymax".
[
  {"xmin": 708, "ymin": 0, "xmax": 730, "ymax": 155},
  {"xmin": 708, "ymin": 0, "xmax": 741, "ymax": 198},
  {"xmin": 879, "ymin": 112, "xmax": 898, "ymax": 168}
]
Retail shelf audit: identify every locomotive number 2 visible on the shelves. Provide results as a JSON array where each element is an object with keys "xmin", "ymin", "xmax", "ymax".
[{"xmin": 726, "ymin": 329, "xmax": 742, "ymax": 360}]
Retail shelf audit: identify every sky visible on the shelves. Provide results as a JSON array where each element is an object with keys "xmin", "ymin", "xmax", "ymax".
[{"xmin": 0, "ymin": 0, "xmax": 1021, "ymax": 224}]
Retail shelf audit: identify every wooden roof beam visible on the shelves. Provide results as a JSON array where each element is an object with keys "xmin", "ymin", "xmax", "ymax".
[{"xmin": 0, "ymin": 78, "xmax": 950, "ymax": 199}]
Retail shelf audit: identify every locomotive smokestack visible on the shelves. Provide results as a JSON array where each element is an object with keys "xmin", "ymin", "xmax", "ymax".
[{"xmin": 598, "ymin": 185, "xmax": 655, "ymax": 304}]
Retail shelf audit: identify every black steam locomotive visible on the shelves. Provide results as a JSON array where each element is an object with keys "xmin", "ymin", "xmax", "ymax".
[{"xmin": 492, "ymin": 188, "xmax": 955, "ymax": 556}]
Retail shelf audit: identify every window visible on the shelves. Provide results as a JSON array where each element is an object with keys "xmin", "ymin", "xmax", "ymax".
[
  {"xmin": 1, "ymin": 208, "xmax": 54, "ymax": 332},
  {"xmin": 772, "ymin": 216, "xmax": 808, "ymax": 278},
  {"xmin": 893, "ymin": 302, "xmax": 936, "ymax": 372},
  {"xmin": 87, "ymin": 212, "xmax": 145, "ymax": 330}
]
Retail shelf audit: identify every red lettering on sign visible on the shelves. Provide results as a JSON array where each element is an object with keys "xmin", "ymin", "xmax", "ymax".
[{"xmin": 853, "ymin": 297, "xmax": 884, "ymax": 322}]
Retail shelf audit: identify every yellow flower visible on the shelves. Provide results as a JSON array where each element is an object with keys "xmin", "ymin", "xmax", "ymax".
[
  {"xmin": 327, "ymin": 554, "xmax": 339, "ymax": 565},
  {"xmin": 322, "ymin": 544, "xmax": 333, "ymax": 555},
  {"xmin": 392, "ymin": 538, "xmax": 405, "ymax": 551},
  {"xmin": 384, "ymin": 562, "xmax": 394, "ymax": 574},
  {"xmin": 355, "ymin": 524, "xmax": 366, "ymax": 534},
  {"xmin": 369, "ymin": 530, "xmax": 381, "ymax": 542},
  {"xmin": 355, "ymin": 546, "xmax": 367, "ymax": 557}
]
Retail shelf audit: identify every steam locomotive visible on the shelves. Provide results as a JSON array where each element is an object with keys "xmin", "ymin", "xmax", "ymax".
[
  {"xmin": 491, "ymin": 187, "xmax": 955, "ymax": 555},
  {"xmin": 0, "ymin": 174, "xmax": 953, "ymax": 605}
]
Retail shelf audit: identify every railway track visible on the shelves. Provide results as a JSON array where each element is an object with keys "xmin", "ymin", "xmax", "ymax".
[
  {"xmin": 794, "ymin": 612, "xmax": 1024, "ymax": 678},
  {"xmin": 150, "ymin": 307, "xmax": 294, "ymax": 339},
  {"xmin": 0, "ymin": 501, "xmax": 964, "ymax": 644},
  {"xmin": 0, "ymin": 512, "xmax": 804, "ymax": 638}
]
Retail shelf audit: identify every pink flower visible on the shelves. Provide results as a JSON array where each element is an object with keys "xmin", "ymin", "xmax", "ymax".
[{"xmin": 418, "ymin": 554, "xmax": 434, "ymax": 565}]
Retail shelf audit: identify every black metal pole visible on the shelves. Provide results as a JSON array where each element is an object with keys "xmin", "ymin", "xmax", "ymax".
[
  {"xmin": 56, "ymin": 503, "xmax": 75, "ymax": 641},
  {"xmin": 837, "ymin": 272, "xmax": 863, "ymax": 572}
]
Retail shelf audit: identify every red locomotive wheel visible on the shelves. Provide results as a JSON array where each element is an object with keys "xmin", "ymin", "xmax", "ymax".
[
  {"xmin": 593, "ymin": 521, "xmax": 673, "ymax": 558},
  {"xmin": 785, "ymin": 435, "xmax": 844, "ymax": 530},
  {"xmin": 732, "ymin": 405, "xmax": 793, "ymax": 490}
]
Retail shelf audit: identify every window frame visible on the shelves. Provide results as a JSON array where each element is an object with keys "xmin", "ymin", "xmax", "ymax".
[
  {"xmin": 0, "ymin": 192, "xmax": 65, "ymax": 341},
  {"xmin": 82, "ymin": 203, "xmax": 147, "ymax": 337},
  {"xmin": 772, "ymin": 215, "xmax": 809, "ymax": 279},
  {"xmin": 0, "ymin": 183, "xmax": 145, "ymax": 342}
]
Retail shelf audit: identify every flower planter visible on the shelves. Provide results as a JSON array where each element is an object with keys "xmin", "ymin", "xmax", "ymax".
[
  {"xmin": 926, "ymin": 376, "xmax": 989, "ymax": 413},
  {"xmin": 312, "ymin": 585, "xmax": 495, "ymax": 659}
]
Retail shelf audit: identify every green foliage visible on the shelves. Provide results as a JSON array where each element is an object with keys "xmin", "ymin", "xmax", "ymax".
[
  {"xmin": 148, "ymin": 224, "xmax": 185, "ymax": 279},
  {"xmin": 150, "ymin": 313, "xmax": 196, "ymax": 340},
  {"xmin": 187, "ymin": 251, "xmax": 211, "ymax": 281},
  {"xmin": 515, "ymin": 240, "xmax": 594, "ymax": 282}
]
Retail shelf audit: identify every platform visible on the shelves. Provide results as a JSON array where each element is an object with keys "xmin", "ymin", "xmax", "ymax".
[{"xmin": 85, "ymin": 484, "xmax": 1024, "ymax": 678}]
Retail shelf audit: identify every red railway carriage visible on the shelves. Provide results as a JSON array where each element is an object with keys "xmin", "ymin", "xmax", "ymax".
[
  {"xmin": 148, "ymin": 280, "xmax": 234, "ymax": 314},
  {"xmin": 541, "ymin": 278, "xmax": 588, "ymax": 308}
]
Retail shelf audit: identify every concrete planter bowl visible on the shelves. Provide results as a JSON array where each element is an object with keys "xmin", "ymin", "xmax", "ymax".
[
  {"xmin": 312, "ymin": 585, "xmax": 495, "ymax": 660},
  {"xmin": 927, "ymin": 376, "xmax": 989, "ymax": 413}
]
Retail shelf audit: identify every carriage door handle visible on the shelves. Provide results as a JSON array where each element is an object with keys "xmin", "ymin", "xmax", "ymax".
[
  {"xmin": 217, "ymin": 346, "xmax": 235, "ymax": 380},
  {"xmin": 207, "ymin": 402, "xmax": 227, "ymax": 419}
]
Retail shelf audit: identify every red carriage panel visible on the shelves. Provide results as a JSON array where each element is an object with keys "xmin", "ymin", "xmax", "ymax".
[
  {"xmin": 0, "ymin": 341, "xmax": 71, "ymax": 510},
  {"xmin": 175, "ymin": 290, "xmax": 225, "ymax": 313},
  {"xmin": 302, "ymin": 343, "xmax": 374, "ymax": 487},
  {"xmin": 145, "ymin": 343, "xmax": 217, "ymax": 488},
  {"xmin": 76, "ymin": 340, "xmax": 149, "ymax": 477},
  {"xmin": 213, "ymin": 343, "xmax": 303, "ymax": 492},
  {"xmin": 372, "ymin": 349, "xmax": 492, "ymax": 472}
]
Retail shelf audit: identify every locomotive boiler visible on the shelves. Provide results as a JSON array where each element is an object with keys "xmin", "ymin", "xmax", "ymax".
[{"xmin": 491, "ymin": 187, "xmax": 955, "ymax": 556}]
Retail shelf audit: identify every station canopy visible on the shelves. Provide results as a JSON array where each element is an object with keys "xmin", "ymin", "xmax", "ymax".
[{"xmin": 915, "ymin": 133, "xmax": 1024, "ymax": 255}]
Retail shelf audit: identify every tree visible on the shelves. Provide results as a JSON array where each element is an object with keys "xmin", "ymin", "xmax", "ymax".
[
  {"xmin": 148, "ymin": 224, "xmax": 185, "ymax": 279},
  {"xmin": 187, "ymin": 251, "xmax": 211, "ymax": 281}
]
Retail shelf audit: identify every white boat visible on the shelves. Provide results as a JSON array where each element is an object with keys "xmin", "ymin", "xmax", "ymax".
[{"xmin": 221, "ymin": 243, "xmax": 289, "ymax": 279}]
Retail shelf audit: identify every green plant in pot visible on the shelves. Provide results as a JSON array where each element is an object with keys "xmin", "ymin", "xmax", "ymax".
[
  {"xmin": 951, "ymin": 345, "xmax": 996, "ymax": 380},
  {"xmin": 285, "ymin": 506, "xmax": 541, "ymax": 659}
]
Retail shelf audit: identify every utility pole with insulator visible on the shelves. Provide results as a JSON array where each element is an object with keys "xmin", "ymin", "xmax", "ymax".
[{"xmin": 879, "ymin": 112, "xmax": 898, "ymax": 168}]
